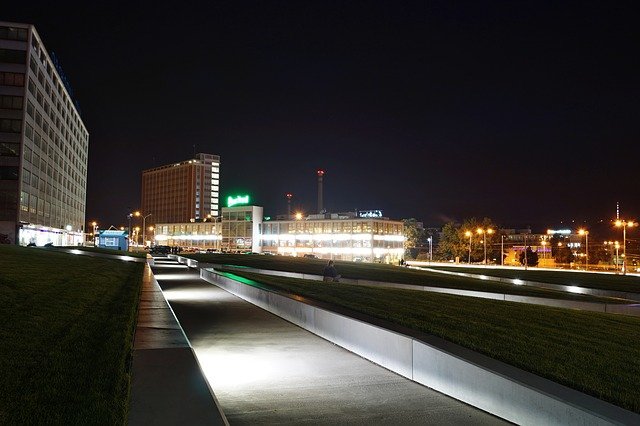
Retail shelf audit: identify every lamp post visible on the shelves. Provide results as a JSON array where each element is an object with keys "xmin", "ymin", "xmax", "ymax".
[
  {"xmin": 578, "ymin": 229, "xmax": 589, "ymax": 270},
  {"xmin": 501, "ymin": 234, "xmax": 504, "ymax": 266},
  {"xmin": 605, "ymin": 241, "xmax": 620, "ymax": 272},
  {"xmin": 135, "ymin": 212, "xmax": 152, "ymax": 248},
  {"xmin": 127, "ymin": 213, "xmax": 134, "ymax": 250},
  {"xmin": 91, "ymin": 221, "xmax": 97, "ymax": 246},
  {"xmin": 615, "ymin": 220, "xmax": 636, "ymax": 275},
  {"xmin": 523, "ymin": 233, "xmax": 528, "ymax": 270},
  {"xmin": 134, "ymin": 227, "xmax": 140, "ymax": 246},
  {"xmin": 465, "ymin": 231, "xmax": 472, "ymax": 264},
  {"xmin": 427, "ymin": 236, "xmax": 433, "ymax": 263},
  {"xmin": 477, "ymin": 228, "xmax": 494, "ymax": 265}
]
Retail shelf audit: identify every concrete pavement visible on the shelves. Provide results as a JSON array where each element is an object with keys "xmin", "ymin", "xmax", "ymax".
[
  {"xmin": 128, "ymin": 260, "xmax": 227, "ymax": 425},
  {"xmin": 152, "ymin": 258, "xmax": 507, "ymax": 425}
]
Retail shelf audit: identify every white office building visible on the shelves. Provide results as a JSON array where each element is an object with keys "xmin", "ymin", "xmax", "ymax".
[{"xmin": 0, "ymin": 22, "xmax": 88, "ymax": 245}]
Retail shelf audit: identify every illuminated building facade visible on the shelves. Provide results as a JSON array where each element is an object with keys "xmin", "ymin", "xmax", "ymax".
[
  {"xmin": 221, "ymin": 204, "xmax": 263, "ymax": 253},
  {"xmin": 1, "ymin": 22, "xmax": 88, "ymax": 246},
  {"xmin": 260, "ymin": 214, "xmax": 405, "ymax": 262},
  {"xmin": 154, "ymin": 221, "xmax": 222, "ymax": 250},
  {"xmin": 141, "ymin": 153, "xmax": 220, "ymax": 226}
]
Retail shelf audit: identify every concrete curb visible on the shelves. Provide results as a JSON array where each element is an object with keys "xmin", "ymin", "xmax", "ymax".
[{"xmin": 200, "ymin": 267, "xmax": 640, "ymax": 426}]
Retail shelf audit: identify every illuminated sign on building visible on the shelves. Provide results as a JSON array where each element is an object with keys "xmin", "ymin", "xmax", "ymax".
[
  {"xmin": 546, "ymin": 229, "xmax": 571, "ymax": 235},
  {"xmin": 227, "ymin": 195, "xmax": 250, "ymax": 207},
  {"xmin": 358, "ymin": 210, "xmax": 383, "ymax": 218}
]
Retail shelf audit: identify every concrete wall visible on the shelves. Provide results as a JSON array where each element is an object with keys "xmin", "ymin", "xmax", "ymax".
[{"xmin": 200, "ymin": 268, "xmax": 639, "ymax": 425}]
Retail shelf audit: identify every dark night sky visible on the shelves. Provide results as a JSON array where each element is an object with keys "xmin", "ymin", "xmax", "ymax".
[{"xmin": 4, "ymin": 1, "xmax": 639, "ymax": 230}]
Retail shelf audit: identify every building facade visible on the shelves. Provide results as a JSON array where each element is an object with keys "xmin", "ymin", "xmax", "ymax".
[
  {"xmin": 221, "ymin": 205, "xmax": 263, "ymax": 253},
  {"xmin": 141, "ymin": 153, "xmax": 220, "ymax": 226},
  {"xmin": 0, "ymin": 22, "xmax": 88, "ymax": 246},
  {"xmin": 154, "ymin": 220, "xmax": 222, "ymax": 250},
  {"xmin": 260, "ymin": 214, "xmax": 405, "ymax": 262}
]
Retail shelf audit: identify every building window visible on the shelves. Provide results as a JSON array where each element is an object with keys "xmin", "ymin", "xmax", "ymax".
[
  {"xmin": 0, "ymin": 166, "xmax": 19, "ymax": 180},
  {"xmin": 0, "ymin": 72, "xmax": 25, "ymax": 86},
  {"xmin": 0, "ymin": 48, "xmax": 27, "ymax": 64},
  {"xmin": 0, "ymin": 95, "xmax": 23, "ymax": 110},
  {"xmin": 0, "ymin": 119, "xmax": 22, "ymax": 133},
  {"xmin": 28, "ymin": 78, "xmax": 36, "ymax": 95},
  {"xmin": 0, "ymin": 26, "xmax": 29, "ymax": 41},
  {"xmin": 25, "ymin": 123, "xmax": 33, "ymax": 140},
  {"xmin": 0, "ymin": 143, "xmax": 19, "ymax": 157}
]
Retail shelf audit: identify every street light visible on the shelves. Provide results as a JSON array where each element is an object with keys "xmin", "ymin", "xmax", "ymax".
[
  {"xmin": 135, "ymin": 211, "xmax": 153, "ymax": 248},
  {"xmin": 465, "ymin": 231, "xmax": 472, "ymax": 264},
  {"xmin": 134, "ymin": 227, "xmax": 140, "ymax": 245},
  {"xmin": 578, "ymin": 229, "xmax": 589, "ymax": 270},
  {"xmin": 127, "ymin": 213, "xmax": 134, "ymax": 249},
  {"xmin": 501, "ymin": 234, "xmax": 504, "ymax": 266},
  {"xmin": 427, "ymin": 236, "xmax": 433, "ymax": 263},
  {"xmin": 477, "ymin": 228, "xmax": 494, "ymax": 265},
  {"xmin": 91, "ymin": 221, "xmax": 98, "ymax": 246},
  {"xmin": 605, "ymin": 241, "xmax": 620, "ymax": 272},
  {"xmin": 615, "ymin": 220, "xmax": 636, "ymax": 275}
]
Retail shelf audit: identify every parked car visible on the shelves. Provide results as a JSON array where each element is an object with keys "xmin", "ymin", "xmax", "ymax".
[
  {"xmin": 150, "ymin": 245, "xmax": 171, "ymax": 255},
  {"xmin": 303, "ymin": 254, "xmax": 318, "ymax": 259}
]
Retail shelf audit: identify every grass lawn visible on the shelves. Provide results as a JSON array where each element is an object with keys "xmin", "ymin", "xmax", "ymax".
[
  {"xmin": 0, "ymin": 245, "xmax": 144, "ymax": 424},
  {"xmin": 423, "ymin": 265, "xmax": 640, "ymax": 293},
  {"xmin": 216, "ymin": 268, "xmax": 640, "ymax": 413},
  {"xmin": 185, "ymin": 254, "xmax": 634, "ymax": 304}
]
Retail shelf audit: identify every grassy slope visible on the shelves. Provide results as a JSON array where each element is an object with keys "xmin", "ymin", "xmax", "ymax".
[
  {"xmin": 0, "ymin": 245, "xmax": 144, "ymax": 424},
  {"xmin": 219, "ymin": 268, "xmax": 640, "ymax": 413},
  {"xmin": 186, "ymin": 254, "xmax": 633, "ymax": 303}
]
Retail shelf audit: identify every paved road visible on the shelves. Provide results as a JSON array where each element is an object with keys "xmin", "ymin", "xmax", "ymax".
[{"xmin": 152, "ymin": 258, "xmax": 508, "ymax": 425}]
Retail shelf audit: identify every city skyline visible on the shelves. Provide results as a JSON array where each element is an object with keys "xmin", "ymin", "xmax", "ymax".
[{"xmin": 3, "ymin": 1, "xmax": 639, "ymax": 229}]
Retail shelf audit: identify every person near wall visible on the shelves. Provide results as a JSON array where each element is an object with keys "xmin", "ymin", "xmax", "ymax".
[{"xmin": 323, "ymin": 260, "xmax": 340, "ymax": 282}]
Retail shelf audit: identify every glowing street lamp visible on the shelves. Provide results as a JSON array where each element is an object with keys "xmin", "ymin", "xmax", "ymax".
[
  {"xmin": 465, "ymin": 231, "xmax": 472, "ymax": 264},
  {"xmin": 477, "ymin": 228, "xmax": 494, "ymax": 265},
  {"xmin": 615, "ymin": 220, "xmax": 636, "ymax": 275},
  {"xmin": 295, "ymin": 212, "xmax": 303, "ymax": 220},
  {"xmin": 135, "ymin": 211, "xmax": 153, "ymax": 247},
  {"xmin": 578, "ymin": 229, "xmax": 589, "ymax": 270},
  {"xmin": 91, "ymin": 221, "xmax": 98, "ymax": 245},
  {"xmin": 605, "ymin": 241, "xmax": 620, "ymax": 272}
]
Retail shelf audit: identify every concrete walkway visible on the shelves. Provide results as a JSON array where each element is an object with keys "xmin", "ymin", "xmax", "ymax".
[
  {"xmin": 152, "ymin": 258, "xmax": 507, "ymax": 425},
  {"xmin": 128, "ymin": 260, "xmax": 227, "ymax": 425}
]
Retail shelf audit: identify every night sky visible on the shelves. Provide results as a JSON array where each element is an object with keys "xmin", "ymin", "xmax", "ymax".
[{"xmin": 4, "ymin": 1, "xmax": 639, "ymax": 230}]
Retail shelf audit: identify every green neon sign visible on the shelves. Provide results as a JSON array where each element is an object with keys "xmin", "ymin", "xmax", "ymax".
[{"xmin": 227, "ymin": 195, "xmax": 250, "ymax": 207}]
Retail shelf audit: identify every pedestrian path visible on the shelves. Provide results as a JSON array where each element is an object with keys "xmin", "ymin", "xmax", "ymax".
[
  {"xmin": 128, "ymin": 259, "xmax": 227, "ymax": 425},
  {"xmin": 152, "ymin": 258, "xmax": 506, "ymax": 425}
]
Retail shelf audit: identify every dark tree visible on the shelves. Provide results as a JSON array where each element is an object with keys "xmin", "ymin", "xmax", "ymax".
[{"xmin": 519, "ymin": 246, "xmax": 539, "ymax": 267}]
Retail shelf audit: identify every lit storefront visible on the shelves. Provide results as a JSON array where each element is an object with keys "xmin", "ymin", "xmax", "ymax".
[
  {"xmin": 154, "ymin": 222, "xmax": 222, "ymax": 250},
  {"xmin": 18, "ymin": 224, "xmax": 83, "ymax": 247},
  {"xmin": 260, "ymin": 216, "xmax": 405, "ymax": 262},
  {"xmin": 221, "ymin": 203, "xmax": 263, "ymax": 253}
]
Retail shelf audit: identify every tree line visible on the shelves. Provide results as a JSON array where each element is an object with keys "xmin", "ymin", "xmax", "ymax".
[{"xmin": 403, "ymin": 218, "xmax": 614, "ymax": 266}]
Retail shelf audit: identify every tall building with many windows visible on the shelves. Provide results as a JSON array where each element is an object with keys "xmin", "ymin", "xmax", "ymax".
[
  {"xmin": 141, "ymin": 153, "xmax": 220, "ymax": 226},
  {"xmin": 0, "ymin": 22, "xmax": 89, "ymax": 245}
]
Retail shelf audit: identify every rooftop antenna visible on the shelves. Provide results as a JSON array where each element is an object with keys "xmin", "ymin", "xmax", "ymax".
[
  {"xmin": 286, "ymin": 193, "xmax": 293, "ymax": 218},
  {"xmin": 317, "ymin": 169, "xmax": 325, "ymax": 214}
]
